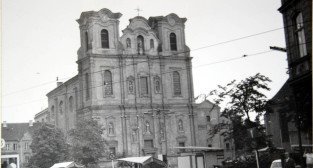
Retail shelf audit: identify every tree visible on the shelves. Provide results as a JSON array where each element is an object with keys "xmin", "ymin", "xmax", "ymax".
[
  {"xmin": 28, "ymin": 123, "xmax": 69, "ymax": 168},
  {"xmin": 207, "ymin": 73, "xmax": 272, "ymax": 153},
  {"xmin": 68, "ymin": 118, "xmax": 107, "ymax": 166}
]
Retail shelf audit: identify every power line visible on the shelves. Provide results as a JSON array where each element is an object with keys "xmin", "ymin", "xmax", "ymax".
[
  {"xmin": 1, "ymin": 48, "xmax": 277, "ymax": 109},
  {"xmin": 2, "ymin": 20, "xmax": 310, "ymax": 97}
]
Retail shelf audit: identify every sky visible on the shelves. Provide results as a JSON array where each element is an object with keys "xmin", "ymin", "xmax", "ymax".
[{"xmin": 2, "ymin": 0, "xmax": 288, "ymax": 123}]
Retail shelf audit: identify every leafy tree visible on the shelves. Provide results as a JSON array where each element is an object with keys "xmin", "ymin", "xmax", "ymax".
[
  {"xmin": 28, "ymin": 123, "xmax": 69, "ymax": 168},
  {"xmin": 207, "ymin": 73, "xmax": 272, "ymax": 153},
  {"xmin": 68, "ymin": 118, "xmax": 107, "ymax": 166}
]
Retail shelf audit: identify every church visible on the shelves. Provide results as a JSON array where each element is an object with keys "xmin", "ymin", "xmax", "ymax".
[{"xmin": 42, "ymin": 8, "xmax": 232, "ymax": 168}]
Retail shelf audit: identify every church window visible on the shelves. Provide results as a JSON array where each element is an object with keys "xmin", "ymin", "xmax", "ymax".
[
  {"xmin": 137, "ymin": 35, "xmax": 145, "ymax": 55},
  {"xmin": 154, "ymin": 76, "xmax": 161, "ymax": 93},
  {"xmin": 170, "ymin": 33, "xmax": 177, "ymax": 51},
  {"xmin": 179, "ymin": 142, "xmax": 185, "ymax": 152},
  {"xmin": 85, "ymin": 31, "xmax": 90, "ymax": 50},
  {"xmin": 51, "ymin": 106, "xmax": 55, "ymax": 117},
  {"xmin": 126, "ymin": 38, "xmax": 131, "ymax": 48},
  {"xmin": 127, "ymin": 76, "xmax": 135, "ymax": 94},
  {"xmin": 59, "ymin": 101, "xmax": 63, "ymax": 115},
  {"xmin": 140, "ymin": 76, "xmax": 148, "ymax": 95},
  {"xmin": 103, "ymin": 70, "xmax": 113, "ymax": 96},
  {"xmin": 150, "ymin": 39, "xmax": 154, "ymax": 49},
  {"xmin": 226, "ymin": 143, "xmax": 230, "ymax": 150},
  {"xmin": 178, "ymin": 119, "xmax": 184, "ymax": 131},
  {"xmin": 206, "ymin": 116, "xmax": 211, "ymax": 122},
  {"xmin": 108, "ymin": 122, "xmax": 114, "ymax": 135},
  {"xmin": 69, "ymin": 96, "xmax": 74, "ymax": 113},
  {"xmin": 85, "ymin": 73, "xmax": 90, "ymax": 100},
  {"xmin": 294, "ymin": 12, "xmax": 307, "ymax": 57},
  {"xmin": 173, "ymin": 71, "xmax": 181, "ymax": 96},
  {"xmin": 101, "ymin": 29, "xmax": 109, "ymax": 48}
]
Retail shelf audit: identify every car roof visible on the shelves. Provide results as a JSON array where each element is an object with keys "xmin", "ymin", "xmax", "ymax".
[{"xmin": 272, "ymin": 159, "xmax": 281, "ymax": 163}]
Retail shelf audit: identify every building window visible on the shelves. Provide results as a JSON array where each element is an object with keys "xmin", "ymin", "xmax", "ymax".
[
  {"xmin": 170, "ymin": 33, "xmax": 177, "ymax": 51},
  {"xmin": 127, "ymin": 76, "xmax": 135, "ymax": 94},
  {"xmin": 51, "ymin": 106, "xmax": 55, "ymax": 117},
  {"xmin": 13, "ymin": 144, "xmax": 18, "ymax": 151},
  {"xmin": 5, "ymin": 144, "xmax": 10, "ymax": 150},
  {"xmin": 140, "ymin": 76, "xmax": 148, "ymax": 95},
  {"xmin": 126, "ymin": 38, "xmax": 131, "ymax": 48},
  {"xmin": 85, "ymin": 31, "xmax": 90, "ymax": 50},
  {"xmin": 85, "ymin": 73, "xmax": 90, "ymax": 100},
  {"xmin": 179, "ymin": 142, "xmax": 185, "ymax": 152},
  {"xmin": 295, "ymin": 13, "xmax": 307, "ymax": 57},
  {"xmin": 59, "ymin": 101, "xmax": 63, "ymax": 115},
  {"xmin": 144, "ymin": 140, "xmax": 154, "ymax": 148},
  {"xmin": 178, "ymin": 119, "xmax": 184, "ymax": 131},
  {"xmin": 109, "ymin": 147, "xmax": 116, "ymax": 155},
  {"xmin": 137, "ymin": 35, "xmax": 145, "ymax": 55},
  {"xmin": 101, "ymin": 29, "xmax": 109, "ymax": 48},
  {"xmin": 108, "ymin": 122, "xmax": 114, "ymax": 135},
  {"xmin": 25, "ymin": 155, "xmax": 30, "ymax": 163},
  {"xmin": 173, "ymin": 71, "xmax": 181, "ymax": 96},
  {"xmin": 25, "ymin": 142, "xmax": 29, "ymax": 150},
  {"xmin": 150, "ymin": 39, "xmax": 154, "ymax": 49},
  {"xmin": 69, "ymin": 96, "xmax": 74, "ymax": 113},
  {"xmin": 154, "ymin": 76, "xmax": 161, "ymax": 93},
  {"xmin": 226, "ymin": 143, "xmax": 230, "ymax": 150},
  {"xmin": 103, "ymin": 70, "xmax": 113, "ymax": 96},
  {"xmin": 206, "ymin": 116, "xmax": 211, "ymax": 122}
]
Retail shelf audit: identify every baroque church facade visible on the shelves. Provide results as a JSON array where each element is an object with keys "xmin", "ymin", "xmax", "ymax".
[{"xmin": 44, "ymin": 8, "xmax": 231, "ymax": 167}]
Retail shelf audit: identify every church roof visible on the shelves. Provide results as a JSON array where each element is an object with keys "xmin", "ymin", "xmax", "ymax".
[{"xmin": 270, "ymin": 80, "xmax": 291, "ymax": 103}]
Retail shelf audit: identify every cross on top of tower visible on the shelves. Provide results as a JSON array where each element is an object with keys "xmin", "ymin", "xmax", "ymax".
[{"xmin": 134, "ymin": 7, "xmax": 142, "ymax": 16}]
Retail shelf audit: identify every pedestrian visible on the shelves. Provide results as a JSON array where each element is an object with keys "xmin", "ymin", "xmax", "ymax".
[
  {"xmin": 285, "ymin": 152, "xmax": 296, "ymax": 168},
  {"xmin": 303, "ymin": 149, "xmax": 313, "ymax": 168}
]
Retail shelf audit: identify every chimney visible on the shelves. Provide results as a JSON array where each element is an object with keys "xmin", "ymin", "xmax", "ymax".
[
  {"xmin": 29, "ymin": 120, "xmax": 33, "ymax": 127},
  {"xmin": 2, "ymin": 121, "xmax": 7, "ymax": 128},
  {"xmin": 57, "ymin": 82, "xmax": 63, "ymax": 87}
]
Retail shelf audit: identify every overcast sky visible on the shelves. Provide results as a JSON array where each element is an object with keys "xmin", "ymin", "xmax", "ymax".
[{"xmin": 2, "ymin": 0, "xmax": 288, "ymax": 123}]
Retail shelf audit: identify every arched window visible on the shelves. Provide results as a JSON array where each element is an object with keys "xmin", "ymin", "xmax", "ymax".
[
  {"xmin": 178, "ymin": 119, "xmax": 184, "ymax": 131},
  {"xmin": 173, "ymin": 71, "xmax": 181, "ymax": 95},
  {"xmin": 101, "ymin": 29, "xmax": 109, "ymax": 48},
  {"xmin": 85, "ymin": 32, "xmax": 90, "ymax": 50},
  {"xmin": 150, "ymin": 39, "xmax": 154, "ymax": 49},
  {"xmin": 137, "ymin": 35, "xmax": 144, "ymax": 55},
  {"xmin": 51, "ymin": 106, "xmax": 55, "ymax": 117},
  {"xmin": 170, "ymin": 33, "xmax": 177, "ymax": 51},
  {"xmin": 295, "ymin": 13, "xmax": 307, "ymax": 57},
  {"xmin": 69, "ymin": 96, "xmax": 74, "ymax": 113},
  {"xmin": 104, "ymin": 70, "xmax": 113, "ymax": 96},
  {"xmin": 59, "ymin": 101, "xmax": 63, "ymax": 115},
  {"xmin": 85, "ymin": 73, "xmax": 90, "ymax": 100},
  {"xmin": 126, "ymin": 38, "xmax": 131, "ymax": 48}
]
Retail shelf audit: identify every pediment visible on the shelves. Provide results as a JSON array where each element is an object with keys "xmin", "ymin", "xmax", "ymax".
[{"xmin": 127, "ymin": 16, "xmax": 151, "ymax": 31}]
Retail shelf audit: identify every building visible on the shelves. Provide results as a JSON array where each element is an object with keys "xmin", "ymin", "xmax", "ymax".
[
  {"xmin": 1, "ymin": 121, "xmax": 38, "ymax": 168},
  {"xmin": 43, "ymin": 8, "xmax": 232, "ymax": 168},
  {"xmin": 265, "ymin": 0, "xmax": 311, "ymax": 153},
  {"xmin": 34, "ymin": 108, "xmax": 49, "ymax": 123}
]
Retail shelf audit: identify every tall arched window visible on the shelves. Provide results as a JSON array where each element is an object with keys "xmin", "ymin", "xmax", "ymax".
[
  {"xmin": 59, "ymin": 101, "xmax": 63, "ymax": 115},
  {"xmin": 85, "ymin": 73, "xmax": 90, "ymax": 100},
  {"xmin": 85, "ymin": 32, "xmax": 90, "ymax": 50},
  {"xmin": 150, "ymin": 39, "xmax": 154, "ymax": 49},
  {"xmin": 137, "ymin": 35, "xmax": 144, "ymax": 55},
  {"xmin": 101, "ymin": 29, "xmax": 109, "ymax": 48},
  {"xmin": 104, "ymin": 70, "xmax": 113, "ymax": 96},
  {"xmin": 51, "ymin": 106, "xmax": 55, "ymax": 117},
  {"xmin": 69, "ymin": 96, "xmax": 74, "ymax": 113},
  {"xmin": 295, "ymin": 13, "xmax": 307, "ymax": 57},
  {"xmin": 170, "ymin": 33, "xmax": 177, "ymax": 51},
  {"xmin": 173, "ymin": 71, "xmax": 181, "ymax": 96}
]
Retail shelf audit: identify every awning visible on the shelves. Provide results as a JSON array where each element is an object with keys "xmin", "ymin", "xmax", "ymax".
[
  {"xmin": 117, "ymin": 156, "xmax": 167, "ymax": 168},
  {"xmin": 50, "ymin": 161, "xmax": 84, "ymax": 168}
]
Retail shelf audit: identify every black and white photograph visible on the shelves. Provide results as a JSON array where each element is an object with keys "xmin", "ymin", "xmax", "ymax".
[{"xmin": 2, "ymin": 0, "xmax": 312, "ymax": 168}]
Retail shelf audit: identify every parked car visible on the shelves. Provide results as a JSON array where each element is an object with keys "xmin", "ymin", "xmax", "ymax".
[{"xmin": 270, "ymin": 159, "xmax": 282, "ymax": 168}]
